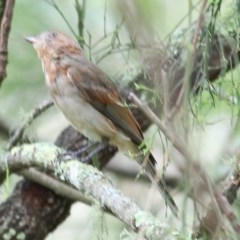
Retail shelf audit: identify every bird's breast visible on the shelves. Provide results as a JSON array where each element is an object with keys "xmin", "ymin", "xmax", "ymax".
[{"xmin": 45, "ymin": 74, "xmax": 117, "ymax": 142}]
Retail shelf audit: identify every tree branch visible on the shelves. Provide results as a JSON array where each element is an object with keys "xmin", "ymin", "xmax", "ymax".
[
  {"xmin": 0, "ymin": 180, "xmax": 73, "ymax": 240},
  {"xmin": 1, "ymin": 143, "xmax": 179, "ymax": 240},
  {"xmin": 0, "ymin": 126, "xmax": 118, "ymax": 240},
  {"xmin": 0, "ymin": 0, "xmax": 15, "ymax": 87},
  {"xmin": 7, "ymin": 99, "xmax": 53, "ymax": 150},
  {"xmin": 130, "ymin": 92, "xmax": 240, "ymax": 238}
]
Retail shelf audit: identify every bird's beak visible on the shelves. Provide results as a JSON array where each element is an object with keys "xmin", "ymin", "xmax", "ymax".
[{"xmin": 25, "ymin": 36, "xmax": 37, "ymax": 44}]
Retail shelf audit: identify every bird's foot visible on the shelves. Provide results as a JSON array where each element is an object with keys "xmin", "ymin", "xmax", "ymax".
[
  {"xmin": 79, "ymin": 142, "xmax": 107, "ymax": 163},
  {"xmin": 60, "ymin": 142, "xmax": 107, "ymax": 164}
]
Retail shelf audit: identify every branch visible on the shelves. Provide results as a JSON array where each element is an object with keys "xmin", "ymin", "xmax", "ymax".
[
  {"xmin": 129, "ymin": 92, "xmax": 240, "ymax": 238},
  {"xmin": 1, "ymin": 143, "xmax": 179, "ymax": 240},
  {"xmin": 7, "ymin": 99, "xmax": 53, "ymax": 150},
  {"xmin": 75, "ymin": 0, "xmax": 86, "ymax": 48},
  {"xmin": 129, "ymin": 92, "xmax": 187, "ymax": 157},
  {"xmin": 19, "ymin": 168, "xmax": 91, "ymax": 205},
  {"xmin": 0, "ymin": 126, "xmax": 118, "ymax": 240},
  {"xmin": 192, "ymin": 0, "xmax": 208, "ymax": 53},
  {"xmin": 0, "ymin": 0, "xmax": 15, "ymax": 87},
  {"xmin": 0, "ymin": 180, "xmax": 73, "ymax": 240},
  {"xmin": 193, "ymin": 162, "xmax": 240, "ymax": 238}
]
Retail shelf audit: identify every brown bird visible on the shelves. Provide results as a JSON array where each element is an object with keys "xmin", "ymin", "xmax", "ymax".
[{"xmin": 25, "ymin": 31, "xmax": 178, "ymax": 217}]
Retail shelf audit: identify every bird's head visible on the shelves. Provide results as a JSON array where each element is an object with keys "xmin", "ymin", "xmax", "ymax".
[{"xmin": 25, "ymin": 31, "xmax": 83, "ymax": 64}]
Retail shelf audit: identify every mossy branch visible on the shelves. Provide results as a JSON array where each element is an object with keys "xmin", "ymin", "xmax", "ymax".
[{"xmin": 1, "ymin": 142, "xmax": 179, "ymax": 240}]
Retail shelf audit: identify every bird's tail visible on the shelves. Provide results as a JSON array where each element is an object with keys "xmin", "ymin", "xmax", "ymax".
[{"xmin": 142, "ymin": 153, "xmax": 178, "ymax": 217}]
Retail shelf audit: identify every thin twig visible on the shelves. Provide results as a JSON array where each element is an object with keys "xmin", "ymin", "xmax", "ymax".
[
  {"xmin": 194, "ymin": 157, "xmax": 240, "ymax": 238},
  {"xmin": 75, "ymin": 0, "xmax": 86, "ymax": 48},
  {"xmin": 192, "ymin": 0, "xmax": 208, "ymax": 53},
  {"xmin": 106, "ymin": 163, "xmax": 179, "ymax": 188},
  {"xmin": 216, "ymin": 192, "xmax": 240, "ymax": 235},
  {"xmin": 208, "ymin": 85, "xmax": 238, "ymax": 105},
  {"xmin": 45, "ymin": 0, "xmax": 78, "ymax": 40},
  {"xmin": 130, "ymin": 94, "xmax": 240, "ymax": 237},
  {"xmin": 0, "ymin": 0, "xmax": 15, "ymax": 87},
  {"xmin": 193, "ymin": 190, "xmax": 240, "ymax": 238},
  {"xmin": 7, "ymin": 99, "xmax": 53, "ymax": 150},
  {"xmin": 129, "ymin": 92, "xmax": 187, "ymax": 157},
  {"xmin": 129, "ymin": 92, "xmax": 229, "ymax": 231},
  {"xmin": 167, "ymin": 83, "xmax": 185, "ymax": 120}
]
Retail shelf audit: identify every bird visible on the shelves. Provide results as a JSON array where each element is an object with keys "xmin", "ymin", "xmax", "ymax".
[{"xmin": 25, "ymin": 31, "xmax": 178, "ymax": 217}]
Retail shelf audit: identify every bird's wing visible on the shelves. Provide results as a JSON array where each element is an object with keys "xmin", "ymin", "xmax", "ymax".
[{"xmin": 67, "ymin": 56, "xmax": 144, "ymax": 146}]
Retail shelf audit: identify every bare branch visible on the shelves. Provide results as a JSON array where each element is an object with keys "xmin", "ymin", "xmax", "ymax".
[
  {"xmin": 192, "ymin": 0, "xmax": 208, "ymax": 53},
  {"xmin": 129, "ymin": 92, "xmax": 187, "ymax": 157},
  {"xmin": 7, "ymin": 99, "xmax": 53, "ymax": 150},
  {"xmin": 129, "ymin": 92, "xmax": 240, "ymax": 238},
  {"xmin": 0, "ymin": 0, "xmax": 15, "ymax": 87},
  {"xmin": 193, "ymin": 160, "xmax": 240, "ymax": 238}
]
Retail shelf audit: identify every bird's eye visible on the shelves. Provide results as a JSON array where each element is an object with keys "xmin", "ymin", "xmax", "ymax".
[
  {"xmin": 51, "ymin": 32, "xmax": 58, "ymax": 38},
  {"xmin": 52, "ymin": 54, "xmax": 60, "ymax": 61}
]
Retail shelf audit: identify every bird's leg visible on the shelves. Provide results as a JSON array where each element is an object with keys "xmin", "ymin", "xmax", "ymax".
[
  {"xmin": 60, "ymin": 139, "xmax": 109, "ymax": 164},
  {"xmin": 60, "ymin": 142, "xmax": 99, "ymax": 161},
  {"xmin": 80, "ymin": 142, "xmax": 107, "ymax": 163},
  {"xmin": 65, "ymin": 143, "xmax": 98, "ymax": 158}
]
